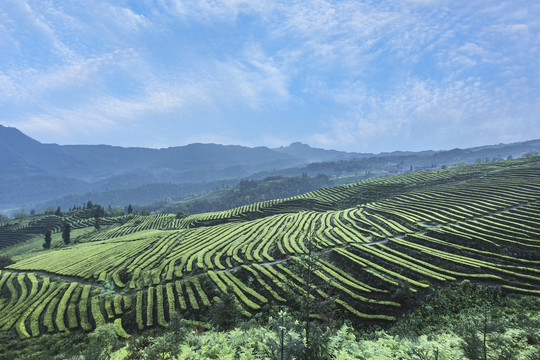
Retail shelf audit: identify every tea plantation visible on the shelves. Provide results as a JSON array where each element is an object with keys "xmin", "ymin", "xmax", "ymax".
[{"xmin": 1, "ymin": 157, "xmax": 539, "ymax": 358}]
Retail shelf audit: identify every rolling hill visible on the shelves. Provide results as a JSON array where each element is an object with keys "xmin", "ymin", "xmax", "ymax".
[{"xmin": 1, "ymin": 156, "xmax": 539, "ymax": 342}]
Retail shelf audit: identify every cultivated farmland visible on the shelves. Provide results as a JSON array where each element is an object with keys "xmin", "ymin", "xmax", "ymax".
[{"xmin": 1, "ymin": 157, "xmax": 540, "ymax": 339}]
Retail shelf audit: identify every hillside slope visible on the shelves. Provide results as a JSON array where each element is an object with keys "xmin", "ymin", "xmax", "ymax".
[{"xmin": 1, "ymin": 157, "xmax": 540, "ymax": 340}]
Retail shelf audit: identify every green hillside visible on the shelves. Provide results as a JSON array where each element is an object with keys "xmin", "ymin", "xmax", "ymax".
[{"xmin": 1, "ymin": 157, "xmax": 540, "ymax": 351}]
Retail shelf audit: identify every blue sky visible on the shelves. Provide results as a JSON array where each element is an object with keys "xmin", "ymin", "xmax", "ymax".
[{"xmin": 1, "ymin": 0, "xmax": 539, "ymax": 153}]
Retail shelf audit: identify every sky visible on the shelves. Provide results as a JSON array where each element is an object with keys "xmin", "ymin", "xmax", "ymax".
[{"xmin": 0, "ymin": 0, "xmax": 539, "ymax": 153}]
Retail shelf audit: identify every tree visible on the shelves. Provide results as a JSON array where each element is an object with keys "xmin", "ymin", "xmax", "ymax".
[
  {"xmin": 298, "ymin": 232, "xmax": 319, "ymax": 359},
  {"xmin": 264, "ymin": 309, "xmax": 304, "ymax": 360},
  {"xmin": 43, "ymin": 230, "xmax": 52, "ymax": 249},
  {"xmin": 175, "ymin": 210, "xmax": 188, "ymax": 219},
  {"xmin": 62, "ymin": 222, "xmax": 71, "ymax": 245},
  {"xmin": 144, "ymin": 314, "xmax": 186, "ymax": 360},
  {"xmin": 55, "ymin": 206, "xmax": 62, "ymax": 216},
  {"xmin": 82, "ymin": 324, "xmax": 118, "ymax": 360},
  {"xmin": 0, "ymin": 256, "xmax": 14, "ymax": 269},
  {"xmin": 87, "ymin": 200, "xmax": 93, "ymax": 209},
  {"xmin": 208, "ymin": 287, "xmax": 243, "ymax": 330},
  {"xmin": 107, "ymin": 207, "xmax": 125, "ymax": 217},
  {"xmin": 94, "ymin": 205, "xmax": 103, "ymax": 231},
  {"xmin": 13, "ymin": 209, "xmax": 27, "ymax": 219},
  {"xmin": 127, "ymin": 204, "xmax": 133, "ymax": 214},
  {"xmin": 288, "ymin": 230, "xmax": 334, "ymax": 360},
  {"xmin": 94, "ymin": 205, "xmax": 105, "ymax": 218},
  {"xmin": 457, "ymin": 306, "xmax": 511, "ymax": 360}
]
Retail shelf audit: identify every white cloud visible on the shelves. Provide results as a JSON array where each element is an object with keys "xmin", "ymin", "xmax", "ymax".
[
  {"xmin": 2, "ymin": 0, "xmax": 540, "ymax": 150},
  {"xmin": 102, "ymin": 4, "xmax": 149, "ymax": 31},
  {"xmin": 4, "ymin": 50, "xmax": 291, "ymax": 142},
  {"xmin": 157, "ymin": 0, "xmax": 274, "ymax": 22},
  {"xmin": 12, "ymin": 0, "xmax": 75, "ymax": 59},
  {"xmin": 0, "ymin": 71, "xmax": 16, "ymax": 98},
  {"xmin": 12, "ymin": 115, "xmax": 69, "ymax": 138},
  {"xmin": 310, "ymin": 70, "xmax": 540, "ymax": 151},
  {"xmin": 0, "ymin": 49, "xmax": 140, "ymax": 103},
  {"xmin": 214, "ymin": 45, "xmax": 290, "ymax": 108}
]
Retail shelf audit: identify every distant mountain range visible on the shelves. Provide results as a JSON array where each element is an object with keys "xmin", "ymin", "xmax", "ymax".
[{"xmin": 1, "ymin": 124, "xmax": 539, "ymax": 212}]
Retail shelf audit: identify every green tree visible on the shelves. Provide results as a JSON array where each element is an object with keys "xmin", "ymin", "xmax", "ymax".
[
  {"xmin": 458, "ymin": 306, "xmax": 512, "ymax": 360},
  {"xmin": 0, "ymin": 256, "xmax": 14, "ymax": 269},
  {"xmin": 459, "ymin": 320, "xmax": 483, "ymax": 360},
  {"xmin": 43, "ymin": 230, "xmax": 52, "ymax": 249},
  {"xmin": 264, "ymin": 309, "xmax": 303, "ymax": 360},
  {"xmin": 144, "ymin": 315, "xmax": 187, "ymax": 360},
  {"xmin": 144, "ymin": 335, "xmax": 178, "ymax": 360},
  {"xmin": 55, "ymin": 206, "xmax": 62, "ymax": 216},
  {"xmin": 208, "ymin": 288, "xmax": 244, "ymax": 330},
  {"xmin": 62, "ymin": 222, "xmax": 71, "ymax": 245},
  {"xmin": 94, "ymin": 205, "xmax": 105, "ymax": 217},
  {"xmin": 13, "ymin": 209, "xmax": 27, "ymax": 219},
  {"xmin": 82, "ymin": 324, "xmax": 118, "ymax": 360},
  {"xmin": 175, "ymin": 210, "xmax": 188, "ymax": 219},
  {"xmin": 127, "ymin": 204, "xmax": 133, "ymax": 214},
  {"xmin": 288, "ymin": 230, "xmax": 334, "ymax": 360}
]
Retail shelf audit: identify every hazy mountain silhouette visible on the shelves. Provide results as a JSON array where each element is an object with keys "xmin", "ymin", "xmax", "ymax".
[{"xmin": 1, "ymin": 124, "xmax": 539, "ymax": 211}]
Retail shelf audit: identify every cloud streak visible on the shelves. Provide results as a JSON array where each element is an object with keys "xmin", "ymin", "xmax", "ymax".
[{"xmin": 0, "ymin": 0, "xmax": 539, "ymax": 151}]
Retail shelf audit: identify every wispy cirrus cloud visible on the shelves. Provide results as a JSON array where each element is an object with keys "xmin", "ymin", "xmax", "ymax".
[
  {"xmin": 311, "ymin": 73, "xmax": 540, "ymax": 152},
  {"xmin": 1, "ymin": 0, "xmax": 539, "ymax": 151}
]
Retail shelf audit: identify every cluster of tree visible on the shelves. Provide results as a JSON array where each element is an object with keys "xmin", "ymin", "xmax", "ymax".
[
  {"xmin": 42, "ymin": 201, "xmax": 124, "ymax": 218},
  {"xmin": 159, "ymin": 174, "xmax": 333, "ymax": 215},
  {"xmin": 39, "ymin": 202, "xmax": 139, "ymax": 249},
  {"xmin": 523, "ymin": 151, "xmax": 540, "ymax": 158}
]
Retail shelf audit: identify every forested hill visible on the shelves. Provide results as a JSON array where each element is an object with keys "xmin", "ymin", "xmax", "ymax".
[
  {"xmin": 2, "ymin": 123, "xmax": 540, "ymax": 212},
  {"xmin": 0, "ymin": 125, "xmax": 302, "ymax": 208}
]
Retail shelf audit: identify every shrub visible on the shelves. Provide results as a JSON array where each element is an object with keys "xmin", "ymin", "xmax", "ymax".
[
  {"xmin": 391, "ymin": 280, "xmax": 415, "ymax": 308},
  {"xmin": 0, "ymin": 256, "xmax": 14, "ymax": 269}
]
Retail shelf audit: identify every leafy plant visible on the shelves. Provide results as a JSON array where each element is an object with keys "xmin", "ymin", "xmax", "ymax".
[{"xmin": 208, "ymin": 288, "xmax": 244, "ymax": 330}]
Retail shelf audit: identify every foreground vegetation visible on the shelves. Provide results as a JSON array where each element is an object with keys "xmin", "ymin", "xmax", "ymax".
[
  {"xmin": 0, "ymin": 282, "xmax": 538, "ymax": 359},
  {"xmin": 1, "ymin": 157, "xmax": 540, "ymax": 358}
]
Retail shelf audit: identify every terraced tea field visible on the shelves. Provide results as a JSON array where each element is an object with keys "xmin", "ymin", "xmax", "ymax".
[{"xmin": 1, "ymin": 158, "xmax": 540, "ymax": 338}]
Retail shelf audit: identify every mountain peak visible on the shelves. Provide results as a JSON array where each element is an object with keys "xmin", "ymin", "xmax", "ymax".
[{"xmin": 289, "ymin": 141, "xmax": 310, "ymax": 148}]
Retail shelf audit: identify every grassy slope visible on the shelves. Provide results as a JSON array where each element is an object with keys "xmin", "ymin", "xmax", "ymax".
[{"xmin": 0, "ymin": 157, "xmax": 539, "ymax": 349}]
